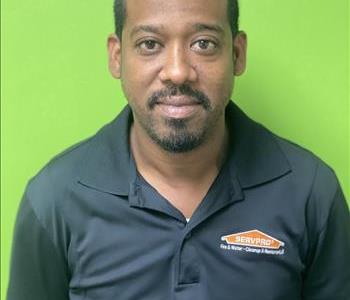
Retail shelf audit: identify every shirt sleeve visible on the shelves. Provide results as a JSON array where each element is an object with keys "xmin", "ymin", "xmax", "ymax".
[
  {"xmin": 7, "ymin": 195, "xmax": 70, "ymax": 300},
  {"xmin": 302, "ymin": 184, "xmax": 350, "ymax": 300}
]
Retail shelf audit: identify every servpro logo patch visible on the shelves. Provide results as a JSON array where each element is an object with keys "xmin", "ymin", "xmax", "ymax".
[{"xmin": 220, "ymin": 230, "xmax": 285, "ymax": 255}]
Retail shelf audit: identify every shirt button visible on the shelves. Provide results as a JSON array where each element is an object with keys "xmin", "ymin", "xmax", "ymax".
[{"xmin": 177, "ymin": 220, "xmax": 186, "ymax": 228}]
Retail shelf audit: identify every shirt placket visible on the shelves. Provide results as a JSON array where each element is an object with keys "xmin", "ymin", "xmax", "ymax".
[
  {"xmin": 172, "ymin": 175, "xmax": 243, "ymax": 299},
  {"xmin": 128, "ymin": 154, "xmax": 245, "ymax": 299}
]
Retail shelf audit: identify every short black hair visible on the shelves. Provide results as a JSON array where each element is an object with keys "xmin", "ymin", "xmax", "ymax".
[{"xmin": 113, "ymin": 0, "xmax": 239, "ymax": 40}]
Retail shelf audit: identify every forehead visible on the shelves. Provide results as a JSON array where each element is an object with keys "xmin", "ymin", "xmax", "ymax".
[{"xmin": 123, "ymin": 0, "xmax": 230, "ymax": 35}]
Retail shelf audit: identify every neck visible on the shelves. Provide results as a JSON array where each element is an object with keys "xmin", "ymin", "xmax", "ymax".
[{"xmin": 130, "ymin": 116, "xmax": 229, "ymax": 186}]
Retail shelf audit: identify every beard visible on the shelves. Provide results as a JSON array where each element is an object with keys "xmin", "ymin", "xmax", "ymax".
[
  {"xmin": 130, "ymin": 83, "xmax": 226, "ymax": 153},
  {"xmin": 145, "ymin": 116, "xmax": 208, "ymax": 153}
]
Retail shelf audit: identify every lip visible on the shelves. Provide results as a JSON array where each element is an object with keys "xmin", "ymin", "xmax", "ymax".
[
  {"xmin": 156, "ymin": 95, "xmax": 199, "ymax": 107},
  {"xmin": 157, "ymin": 103, "xmax": 200, "ymax": 119},
  {"xmin": 155, "ymin": 96, "xmax": 201, "ymax": 119}
]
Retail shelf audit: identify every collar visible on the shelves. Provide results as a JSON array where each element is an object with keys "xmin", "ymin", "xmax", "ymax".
[
  {"xmin": 225, "ymin": 102, "xmax": 291, "ymax": 188},
  {"xmin": 77, "ymin": 106, "xmax": 132, "ymax": 196},
  {"xmin": 78, "ymin": 101, "xmax": 291, "ymax": 195}
]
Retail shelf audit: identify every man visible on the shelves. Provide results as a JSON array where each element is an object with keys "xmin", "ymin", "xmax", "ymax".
[{"xmin": 7, "ymin": 0, "xmax": 350, "ymax": 299}]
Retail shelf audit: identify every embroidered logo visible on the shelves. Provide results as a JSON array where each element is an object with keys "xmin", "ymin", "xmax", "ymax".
[{"xmin": 220, "ymin": 229, "xmax": 285, "ymax": 255}]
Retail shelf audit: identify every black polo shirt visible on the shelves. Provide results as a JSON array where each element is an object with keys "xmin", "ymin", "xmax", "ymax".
[{"xmin": 7, "ymin": 101, "xmax": 350, "ymax": 300}]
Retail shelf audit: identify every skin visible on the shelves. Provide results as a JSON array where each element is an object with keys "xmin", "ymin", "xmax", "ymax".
[{"xmin": 108, "ymin": 0, "xmax": 247, "ymax": 218}]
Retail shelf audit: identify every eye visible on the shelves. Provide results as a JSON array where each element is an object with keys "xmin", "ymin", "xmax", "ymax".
[
  {"xmin": 191, "ymin": 39, "xmax": 218, "ymax": 54},
  {"xmin": 136, "ymin": 40, "xmax": 162, "ymax": 55}
]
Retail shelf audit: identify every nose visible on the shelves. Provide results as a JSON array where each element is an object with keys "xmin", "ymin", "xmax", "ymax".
[{"xmin": 158, "ymin": 43, "xmax": 197, "ymax": 85}]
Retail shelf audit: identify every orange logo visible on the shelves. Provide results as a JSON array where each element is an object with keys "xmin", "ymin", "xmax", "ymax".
[{"xmin": 221, "ymin": 230, "xmax": 285, "ymax": 250}]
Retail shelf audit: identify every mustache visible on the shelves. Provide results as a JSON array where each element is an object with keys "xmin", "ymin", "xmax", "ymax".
[{"xmin": 148, "ymin": 84, "xmax": 211, "ymax": 110}]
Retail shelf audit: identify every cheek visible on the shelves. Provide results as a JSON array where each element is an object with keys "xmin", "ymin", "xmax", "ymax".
[
  {"xmin": 120, "ymin": 51, "xmax": 159, "ymax": 97},
  {"xmin": 197, "ymin": 61, "xmax": 234, "ymax": 102}
]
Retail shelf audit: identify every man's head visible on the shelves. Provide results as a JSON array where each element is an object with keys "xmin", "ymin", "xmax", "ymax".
[
  {"xmin": 108, "ymin": 0, "xmax": 247, "ymax": 153},
  {"xmin": 114, "ymin": 0, "xmax": 240, "ymax": 40}
]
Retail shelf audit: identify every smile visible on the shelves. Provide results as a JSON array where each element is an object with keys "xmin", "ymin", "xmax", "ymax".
[{"xmin": 156, "ymin": 96, "xmax": 201, "ymax": 119}]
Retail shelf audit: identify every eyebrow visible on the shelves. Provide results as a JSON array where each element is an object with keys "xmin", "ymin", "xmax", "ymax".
[
  {"xmin": 192, "ymin": 23, "xmax": 225, "ymax": 35},
  {"xmin": 130, "ymin": 25, "xmax": 163, "ymax": 38},
  {"xmin": 130, "ymin": 23, "xmax": 225, "ymax": 38}
]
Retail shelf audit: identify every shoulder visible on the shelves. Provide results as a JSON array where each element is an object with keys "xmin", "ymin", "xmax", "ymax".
[
  {"xmin": 24, "ymin": 136, "xmax": 93, "ymax": 225},
  {"xmin": 273, "ymin": 132, "xmax": 338, "ymax": 195},
  {"xmin": 29, "ymin": 137, "xmax": 91, "ymax": 188},
  {"xmin": 24, "ymin": 106, "xmax": 131, "ymax": 223},
  {"xmin": 270, "ymin": 130, "xmax": 343, "ymax": 228},
  {"xmin": 23, "ymin": 107, "xmax": 130, "ymax": 227}
]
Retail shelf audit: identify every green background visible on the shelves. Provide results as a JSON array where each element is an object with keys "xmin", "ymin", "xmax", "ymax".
[{"xmin": 1, "ymin": 0, "xmax": 349, "ymax": 298}]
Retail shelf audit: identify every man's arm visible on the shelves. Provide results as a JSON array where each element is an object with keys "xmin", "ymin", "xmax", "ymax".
[
  {"xmin": 7, "ymin": 195, "xmax": 69, "ymax": 300},
  {"xmin": 302, "ymin": 182, "xmax": 350, "ymax": 300}
]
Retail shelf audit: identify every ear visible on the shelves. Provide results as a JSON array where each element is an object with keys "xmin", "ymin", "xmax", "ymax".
[
  {"xmin": 107, "ymin": 34, "xmax": 122, "ymax": 79},
  {"xmin": 232, "ymin": 31, "xmax": 247, "ymax": 76}
]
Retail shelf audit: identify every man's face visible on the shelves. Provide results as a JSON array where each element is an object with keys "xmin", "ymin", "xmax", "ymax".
[{"xmin": 108, "ymin": 0, "xmax": 247, "ymax": 153}]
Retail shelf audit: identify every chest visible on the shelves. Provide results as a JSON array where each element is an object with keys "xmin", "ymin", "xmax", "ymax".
[{"xmin": 67, "ymin": 180, "xmax": 307, "ymax": 300}]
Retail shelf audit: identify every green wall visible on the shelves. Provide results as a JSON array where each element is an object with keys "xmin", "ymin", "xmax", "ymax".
[{"xmin": 1, "ymin": 1, "xmax": 349, "ymax": 298}]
